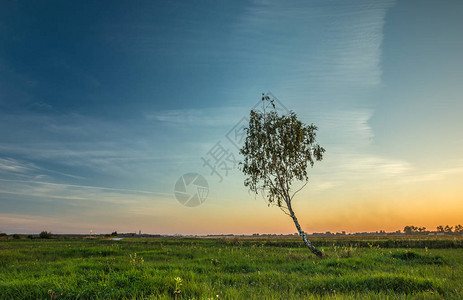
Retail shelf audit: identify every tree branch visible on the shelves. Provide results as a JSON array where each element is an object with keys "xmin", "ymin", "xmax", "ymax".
[
  {"xmin": 265, "ymin": 174, "xmax": 287, "ymax": 204},
  {"xmin": 278, "ymin": 205, "xmax": 291, "ymax": 216},
  {"xmin": 290, "ymin": 181, "xmax": 308, "ymax": 201}
]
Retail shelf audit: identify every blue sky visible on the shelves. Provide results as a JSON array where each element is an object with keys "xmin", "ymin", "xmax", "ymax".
[{"xmin": 1, "ymin": 0, "xmax": 462, "ymax": 234}]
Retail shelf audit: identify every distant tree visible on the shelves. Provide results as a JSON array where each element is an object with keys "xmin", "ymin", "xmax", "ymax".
[
  {"xmin": 403, "ymin": 226, "xmax": 413, "ymax": 234},
  {"xmin": 403, "ymin": 225, "xmax": 421, "ymax": 234},
  {"xmin": 12, "ymin": 234, "xmax": 20, "ymax": 239},
  {"xmin": 455, "ymin": 225, "xmax": 463, "ymax": 233},
  {"xmin": 39, "ymin": 231, "xmax": 52, "ymax": 239},
  {"xmin": 444, "ymin": 225, "xmax": 453, "ymax": 233},
  {"xmin": 436, "ymin": 225, "xmax": 444, "ymax": 233},
  {"xmin": 111, "ymin": 231, "xmax": 118, "ymax": 237},
  {"xmin": 240, "ymin": 94, "xmax": 325, "ymax": 257}
]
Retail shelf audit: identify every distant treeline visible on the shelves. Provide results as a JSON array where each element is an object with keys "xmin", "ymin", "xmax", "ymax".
[
  {"xmin": 403, "ymin": 225, "xmax": 463, "ymax": 234},
  {"xmin": 1, "ymin": 224, "xmax": 462, "ymax": 240}
]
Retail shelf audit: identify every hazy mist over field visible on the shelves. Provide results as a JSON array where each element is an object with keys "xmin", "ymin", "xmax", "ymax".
[{"xmin": 1, "ymin": 0, "xmax": 462, "ymax": 235}]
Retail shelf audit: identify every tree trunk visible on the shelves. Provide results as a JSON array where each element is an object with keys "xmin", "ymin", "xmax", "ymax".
[{"xmin": 288, "ymin": 206, "xmax": 323, "ymax": 257}]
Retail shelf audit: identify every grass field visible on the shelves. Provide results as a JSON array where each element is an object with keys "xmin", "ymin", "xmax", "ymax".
[{"xmin": 1, "ymin": 236, "xmax": 462, "ymax": 299}]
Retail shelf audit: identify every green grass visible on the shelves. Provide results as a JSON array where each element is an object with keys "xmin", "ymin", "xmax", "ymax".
[{"xmin": 0, "ymin": 236, "xmax": 462, "ymax": 299}]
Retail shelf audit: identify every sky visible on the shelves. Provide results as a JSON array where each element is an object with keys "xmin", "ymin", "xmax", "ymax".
[{"xmin": 1, "ymin": 0, "xmax": 462, "ymax": 235}]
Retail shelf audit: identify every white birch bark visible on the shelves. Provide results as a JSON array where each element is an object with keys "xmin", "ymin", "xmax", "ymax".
[{"xmin": 288, "ymin": 205, "xmax": 323, "ymax": 257}]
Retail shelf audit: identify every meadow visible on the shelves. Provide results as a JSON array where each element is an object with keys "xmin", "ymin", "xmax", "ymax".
[{"xmin": 0, "ymin": 236, "xmax": 462, "ymax": 299}]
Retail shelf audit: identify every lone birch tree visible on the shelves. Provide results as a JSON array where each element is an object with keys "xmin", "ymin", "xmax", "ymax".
[{"xmin": 239, "ymin": 94, "xmax": 325, "ymax": 257}]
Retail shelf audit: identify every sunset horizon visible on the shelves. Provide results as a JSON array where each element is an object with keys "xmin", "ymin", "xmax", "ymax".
[{"xmin": 1, "ymin": 1, "xmax": 462, "ymax": 238}]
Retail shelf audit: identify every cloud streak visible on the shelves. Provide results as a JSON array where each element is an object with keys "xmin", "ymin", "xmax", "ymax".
[
  {"xmin": 0, "ymin": 178, "xmax": 166, "ymax": 196},
  {"xmin": 231, "ymin": 0, "xmax": 395, "ymax": 92}
]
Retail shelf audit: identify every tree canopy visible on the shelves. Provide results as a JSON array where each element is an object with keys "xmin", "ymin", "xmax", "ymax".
[{"xmin": 240, "ymin": 94, "xmax": 325, "ymax": 256}]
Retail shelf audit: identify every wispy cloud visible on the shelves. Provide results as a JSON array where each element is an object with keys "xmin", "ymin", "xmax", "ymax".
[
  {"xmin": 0, "ymin": 110, "xmax": 199, "ymax": 180},
  {"xmin": 231, "ymin": 0, "xmax": 395, "ymax": 91},
  {"xmin": 0, "ymin": 178, "xmax": 166, "ymax": 196},
  {"xmin": 0, "ymin": 157, "xmax": 35, "ymax": 173},
  {"xmin": 0, "ymin": 177, "xmax": 173, "ymax": 227},
  {"xmin": 290, "ymin": 108, "xmax": 412, "ymax": 193},
  {"xmin": 145, "ymin": 106, "xmax": 249, "ymax": 127},
  {"xmin": 0, "ymin": 157, "xmax": 83, "ymax": 179},
  {"xmin": 398, "ymin": 162, "xmax": 463, "ymax": 184}
]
